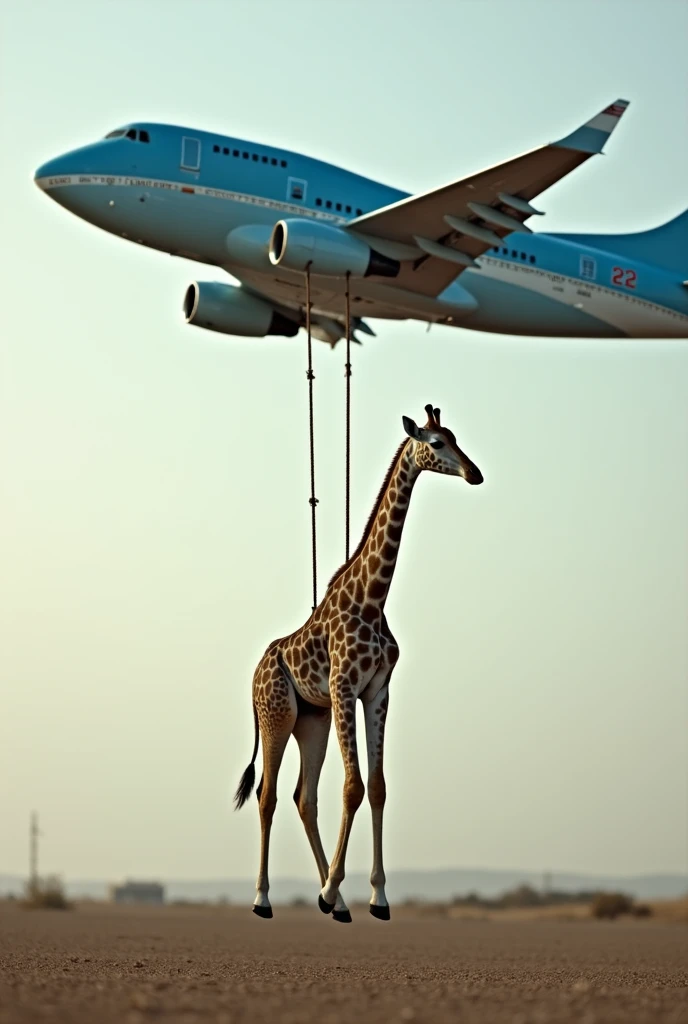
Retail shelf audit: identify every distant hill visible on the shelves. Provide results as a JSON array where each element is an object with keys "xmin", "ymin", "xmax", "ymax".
[{"xmin": 2, "ymin": 868, "xmax": 686, "ymax": 903}]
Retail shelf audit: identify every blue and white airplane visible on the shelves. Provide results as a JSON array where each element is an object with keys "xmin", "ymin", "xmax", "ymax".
[{"xmin": 35, "ymin": 100, "xmax": 688, "ymax": 345}]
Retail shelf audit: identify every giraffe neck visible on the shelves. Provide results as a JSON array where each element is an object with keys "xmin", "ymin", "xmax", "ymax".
[{"xmin": 353, "ymin": 441, "xmax": 420, "ymax": 611}]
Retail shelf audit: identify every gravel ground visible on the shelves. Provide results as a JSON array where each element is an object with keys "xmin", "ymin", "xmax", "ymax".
[{"xmin": 0, "ymin": 902, "xmax": 686, "ymax": 1023}]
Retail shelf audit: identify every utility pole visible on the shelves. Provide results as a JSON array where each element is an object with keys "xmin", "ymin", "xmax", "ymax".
[{"xmin": 29, "ymin": 812, "xmax": 40, "ymax": 895}]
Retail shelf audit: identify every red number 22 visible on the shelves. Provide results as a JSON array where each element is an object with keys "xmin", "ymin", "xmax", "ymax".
[{"xmin": 612, "ymin": 266, "xmax": 637, "ymax": 289}]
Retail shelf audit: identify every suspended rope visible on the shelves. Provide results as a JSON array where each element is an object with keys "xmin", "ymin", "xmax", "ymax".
[
  {"xmin": 305, "ymin": 264, "xmax": 318, "ymax": 611},
  {"xmin": 344, "ymin": 273, "xmax": 352, "ymax": 561}
]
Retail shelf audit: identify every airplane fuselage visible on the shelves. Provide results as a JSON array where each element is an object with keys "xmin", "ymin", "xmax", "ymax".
[{"xmin": 35, "ymin": 123, "xmax": 688, "ymax": 339}]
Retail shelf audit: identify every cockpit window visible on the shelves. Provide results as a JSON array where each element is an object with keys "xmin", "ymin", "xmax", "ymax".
[{"xmin": 104, "ymin": 128, "xmax": 151, "ymax": 143}]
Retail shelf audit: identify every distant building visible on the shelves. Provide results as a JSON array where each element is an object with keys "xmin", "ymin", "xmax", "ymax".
[{"xmin": 109, "ymin": 880, "xmax": 165, "ymax": 905}]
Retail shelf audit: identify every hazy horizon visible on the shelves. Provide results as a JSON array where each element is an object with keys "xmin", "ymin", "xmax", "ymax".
[{"xmin": 2, "ymin": 0, "xmax": 687, "ymax": 885}]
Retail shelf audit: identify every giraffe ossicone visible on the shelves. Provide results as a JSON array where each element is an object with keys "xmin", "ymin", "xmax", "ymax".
[{"xmin": 234, "ymin": 404, "xmax": 483, "ymax": 922}]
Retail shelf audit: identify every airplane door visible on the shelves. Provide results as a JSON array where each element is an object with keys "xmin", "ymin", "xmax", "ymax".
[
  {"xmin": 181, "ymin": 136, "xmax": 201, "ymax": 172},
  {"xmin": 288, "ymin": 177, "xmax": 307, "ymax": 203}
]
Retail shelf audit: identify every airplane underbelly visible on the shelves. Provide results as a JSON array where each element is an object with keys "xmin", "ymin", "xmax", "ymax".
[
  {"xmin": 38, "ymin": 177, "xmax": 250, "ymax": 264},
  {"xmin": 464, "ymin": 259, "xmax": 688, "ymax": 338}
]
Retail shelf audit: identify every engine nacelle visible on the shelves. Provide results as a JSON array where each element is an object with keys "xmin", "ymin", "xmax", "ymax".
[
  {"xmin": 183, "ymin": 282, "xmax": 299, "ymax": 338},
  {"xmin": 269, "ymin": 219, "xmax": 400, "ymax": 279}
]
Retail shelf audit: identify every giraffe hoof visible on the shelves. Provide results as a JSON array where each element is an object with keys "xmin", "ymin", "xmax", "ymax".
[
  {"xmin": 252, "ymin": 904, "xmax": 273, "ymax": 919},
  {"xmin": 332, "ymin": 909, "xmax": 352, "ymax": 924},
  {"xmin": 369, "ymin": 903, "xmax": 390, "ymax": 921},
  {"xmin": 318, "ymin": 894, "xmax": 336, "ymax": 915}
]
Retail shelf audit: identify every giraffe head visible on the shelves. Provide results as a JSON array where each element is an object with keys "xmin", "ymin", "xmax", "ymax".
[{"xmin": 402, "ymin": 404, "xmax": 483, "ymax": 485}]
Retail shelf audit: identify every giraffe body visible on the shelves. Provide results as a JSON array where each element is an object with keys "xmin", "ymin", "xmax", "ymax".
[{"xmin": 235, "ymin": 405, "xmax": 483, "ymax": 921}]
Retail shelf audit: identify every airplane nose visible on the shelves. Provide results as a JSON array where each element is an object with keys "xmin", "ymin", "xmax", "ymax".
[{"xmin": 34, "ymin": 153, "xmax": 73, "ymax": 188}]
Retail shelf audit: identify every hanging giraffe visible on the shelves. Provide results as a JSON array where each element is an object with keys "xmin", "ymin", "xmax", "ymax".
[{"xmin": 234, "ymin": 404, "xmax": 484, "ymax": 922}]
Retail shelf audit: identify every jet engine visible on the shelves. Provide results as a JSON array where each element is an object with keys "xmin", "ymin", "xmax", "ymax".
[
  {"xmin": 269, "ymin": 219, "xmax": 400, "ymax": 278},
  {"xmin": 183, "ymin": 282, "xmax": 299, "ymax": 338}
]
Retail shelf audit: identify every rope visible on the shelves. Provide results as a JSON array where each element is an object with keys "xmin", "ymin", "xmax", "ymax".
[
  {"xmin": 305, "ymin": 264, "xmax": 318, "ymax": 611},
  {"xmin": 344, "ymin": 273, "xmax": 352, "ymax": 561}
]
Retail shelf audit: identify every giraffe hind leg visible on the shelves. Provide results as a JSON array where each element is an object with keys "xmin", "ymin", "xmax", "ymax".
[{"xmin": 251, "ymin": 652, "xmax": 297, "ymax": 919}]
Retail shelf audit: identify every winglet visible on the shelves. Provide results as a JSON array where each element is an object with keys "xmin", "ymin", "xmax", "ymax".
[{"xmin": 554, "ymin": 99, "xmax": 630, "ymax": 154}]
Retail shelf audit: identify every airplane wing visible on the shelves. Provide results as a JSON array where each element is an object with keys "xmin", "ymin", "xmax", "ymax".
[{"xmin": 349, "ymin": 100, "xmax": 630, "ymax": 298}]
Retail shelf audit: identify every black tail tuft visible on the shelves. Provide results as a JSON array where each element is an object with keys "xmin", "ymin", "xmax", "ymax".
[
  {"xmin": 234, "ymin": 763, "xmax": 256, "ymax": 810},
  {"xmin": 233, "ymin": 703, "xmax": 260, "ymax": 811}
]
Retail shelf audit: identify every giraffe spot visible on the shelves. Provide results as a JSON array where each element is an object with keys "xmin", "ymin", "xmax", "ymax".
[
  {"xmin": 388, "ymin": 522, "xmax": 403, "ymax": 542},
  {"xmin": 368, "ymin": 556, "xmax": 381, "ymax": 575},
  {"xmin": 369, "ymin": 578, "xmax": 386, "ymax": 600},
  {"xmin": 354, "ymin": 581, "xmax": 364, "ymax": 604},
  {"xmin": 390, "ymin": 505, "xmax": 404, "ymax": 523},
  {"xmin": 378, "ymin": 511, "xmax": 388, "ymax": 528},
  {"xmin": 359, "ymin": 625, "xmax": 371, "ymax": 642},
  {"xmin": 380, "ymin": 562, "xmax": 394, "ymax": 579},
  {"xmin": 380, "ymin": 540, "xmax": 395, "ymax": 561},
  {"xmin": 361, "ymin": 604, "xmax": 378, "ymax": 624},
  {"xmin": 360, "ymin": 657, "xmax": 372, "ymax": 672}
]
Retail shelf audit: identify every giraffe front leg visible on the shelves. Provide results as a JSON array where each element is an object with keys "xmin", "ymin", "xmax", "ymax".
[
  {"xmin": 363, "ymin": 681, "xmax": 390, "ymax": 919},
  {"xmin": 293, "ymin": 708, "xmax": 351, "ymax": 923},
  {"xmin": 319, "ymin": 684, "xmax": 364, "ymax": 913}
]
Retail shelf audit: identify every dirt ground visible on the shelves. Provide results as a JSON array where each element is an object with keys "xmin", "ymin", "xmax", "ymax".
[{"xmin": 0, "ymin": 902, "xmax": 686, "ymax": 1024}]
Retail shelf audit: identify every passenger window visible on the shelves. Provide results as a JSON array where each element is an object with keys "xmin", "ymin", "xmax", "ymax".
[
  {"xmin": 126, "ymin": 129, "xmax": 137, "ymax": 140},
  {"xmin": 511, "ymin": 250, "xmax": 518, "ymax": 258},
  {"xmin": 502, "ymin": 247, "xmax": 508, "ymax": 255},
  {"xmin": 325, "ymin": 200, "xmax": 332, "ymax": 209},
  {"xmin": 271, "ymin": 158, "xmax": 277, "ymax": 166},
  {"xmin": 233, "ymin": 149, "xmax": 240, "ymax": 157},
  {"xmin": 252, "ymin": 154, "xmax": 259, "ymax": 162},
  {"xmin": 139, "ymin": 130, "xmax": 150, "ymax": 143},
  {"xmin": 520, "ymin": 252, "xmax": 526, "ymax": 260},
  {"xmin": 336, "ymin": 203, "xmax": 342, "ymax": 212},
  {"xmin": 280, "ymin": 160, "xmax": 287, "ymax": 168},
  {"xmin": 345, "ymin": 205, "xmax": 351, "ymax": 213},
  {"xmin": 213, "ymin": 145, "xmax": 220, "ymax": 153},
  {"xmin": 243, "ymin": 152, "xmax": 249, "ymax": 159},
  {"xmin": 223, "ymin": 147, "xmax": 229, "ymax": 155},
  {"xmin": 356, "ymin": 208, "xmax": 362, "ymax": 216},
  {"xmin": 262, "ymin": 156, "xmax": 268, "ymax": 164},
  {"xmin": 315, "ymin": 198, "xmax": 322, "ymax": 207},
  {"xmin": 529, "ymin": 255, "xmax": 536, "ymax": 264}
]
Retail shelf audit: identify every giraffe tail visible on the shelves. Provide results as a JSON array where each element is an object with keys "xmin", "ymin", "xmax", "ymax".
[{"xmin": 233, "ymin": 703, "xmax": 260, "ymax": 810}]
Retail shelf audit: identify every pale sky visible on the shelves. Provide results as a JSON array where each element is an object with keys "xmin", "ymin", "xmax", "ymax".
[{"xmin": 1, "ymin": 0, "xmax": 687, "ymax": 886}]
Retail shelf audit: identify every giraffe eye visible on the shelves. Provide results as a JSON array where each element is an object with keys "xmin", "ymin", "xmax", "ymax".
[{"xmin": 430, "ymin": 440, "xmax": 445, "ymax": 450}]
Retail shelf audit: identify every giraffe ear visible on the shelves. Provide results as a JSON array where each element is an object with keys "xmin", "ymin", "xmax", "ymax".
[{"xmin": 402, "ymin": 415, "xmax": 421, "ymax": 440}]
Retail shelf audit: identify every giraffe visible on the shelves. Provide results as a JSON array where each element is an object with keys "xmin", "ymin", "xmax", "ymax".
[{"xmin": 234, "ymin": 404, "xmax": 483, "ymax": 922}]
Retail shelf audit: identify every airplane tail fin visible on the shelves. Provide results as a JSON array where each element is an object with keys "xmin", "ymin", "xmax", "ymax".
[{"xmin": 552, "ymin": 209, "xmax": 688, "ymax": 275}]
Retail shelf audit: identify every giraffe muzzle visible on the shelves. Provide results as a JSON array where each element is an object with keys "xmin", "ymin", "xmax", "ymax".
[{"xmin": 464, "ymin": 465, "xmax": 484, "ymax": 486}]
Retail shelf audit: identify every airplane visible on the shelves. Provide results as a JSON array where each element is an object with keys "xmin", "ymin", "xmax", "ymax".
[{"xmin": 34, "ymin": 100, "xmax": 688, "ymax": 346}]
